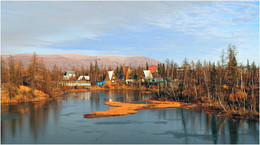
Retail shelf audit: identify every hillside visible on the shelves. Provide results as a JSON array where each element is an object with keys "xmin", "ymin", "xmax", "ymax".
[{"xmin": 1, "ymin": 54, "xmax": 161, "ymax": 70}]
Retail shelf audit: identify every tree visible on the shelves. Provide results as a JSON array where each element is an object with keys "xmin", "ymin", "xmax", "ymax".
[
  {"xmin": 42, "ymin": 67, "xmax": 51, "ymax": 95},
  {"xmin": 94, "ymin": 61, "xmax": 99, "ymax": 81},
  {"xmin": 116, "ymin": 66, "xmax": 119, "ymax": 74},
  {"xmin": 52, "ymin": 64, "xmax": 61, "ymax": 88},
  {"xmin": 161, "ymin": 63, "xmax": 166, "ymax": 78},
  {"xmin": 204, "ymin": 64, "xmax": 211, "ymax": 106},
  {"xmin": 89, "ymin": 62, "xmax": 94, "ymax": 83},
  {"xmin": 221, "ymin": 49, "xmax": 226, "ymax": 67},
  {"xmin": 28, "ymin": 52, "xmax": 38, "ymax": 96},
  {"xmin": 210, "ymin": 64, "xmax": 217, "ymax": 100},
  {"xmin": 1, "ymin": 57, "xmax": 9, "ymax": 83},
  {"xmin": 183, "ymin": 57, "xmax": 189, "ymax": 68},
  {"xmin": 8, "ymin": 56, "xmax": 17, "ymax": 86},
  {"xmin": 16, "ymin": 59, "xmax": 23, "ymax": 86},
  {"xmin": 226, "ymin": 45, "xmax": 238, "ymax": 97},
  {"xmin": 146, "ymin": 62, "xmax": 149, "ymax": 70},
  {"xmin": 165, "ymin": 58, "xmax": 170, "ymax": 77},
  {"xmin": 6, "ymin": 56, "xmax": 18, "ymax": 99}
]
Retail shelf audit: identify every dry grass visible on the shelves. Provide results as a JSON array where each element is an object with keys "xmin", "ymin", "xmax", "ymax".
[
  {"xmin": 84, "ymin": 99, "xmax": 196, "ymax": 118},
  {"xmin": 1, "ymin": 85, "xmax": 50, "ymax": 104}
]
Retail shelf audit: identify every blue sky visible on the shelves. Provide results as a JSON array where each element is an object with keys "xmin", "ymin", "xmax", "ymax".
[{"xmin": 2, "ymin": 1, "xmax": 259, "ymax": 65}]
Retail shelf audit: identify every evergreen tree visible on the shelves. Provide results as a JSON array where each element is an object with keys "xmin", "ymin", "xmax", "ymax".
[
  {"xmin": 90, "ymin": 62, "xmax": 93, "ymax": 74},
  {"xmin": 162, "ymin": 63, "xmax": 166, "ymax": 78},
  {"xmin": 89, "ymin": 61, "xmax": 93, "ymax": 83},
  {"xmin": 246, "ymin": 59, "xmax": 250, "ymax": 71},
  {"xmin": 251, "ymin": 61, "xmax": 256, "ymax": 79},
  {"xmin": 210, "ymin": 64, "xmax": 217, "ymax": 99},
  {"xmin": 146, "ymin": 62, "xmax": 149, "ymax": 70},
  {"xmin": 227, "ymin": 45, "xmax": 238, "ymax": 95},
  {"xmin": 94, "ymin": 61, "xmax": 99, "ymax": 81}
]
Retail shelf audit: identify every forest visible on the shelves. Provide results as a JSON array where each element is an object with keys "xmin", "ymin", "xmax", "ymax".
[{"xmin": 1, "ymin": 44, "xmax": 259, "ymax": 120}]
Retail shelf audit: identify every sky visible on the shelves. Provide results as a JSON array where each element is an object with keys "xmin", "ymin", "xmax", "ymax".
[{"xmin": 1, "ymin": 1, "xmax": 259, "ymax": 65}]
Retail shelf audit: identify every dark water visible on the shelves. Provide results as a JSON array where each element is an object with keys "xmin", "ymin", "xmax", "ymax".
[{"xmin": 1, "ymin": 90, "xmax": 259, "ymax": 144}]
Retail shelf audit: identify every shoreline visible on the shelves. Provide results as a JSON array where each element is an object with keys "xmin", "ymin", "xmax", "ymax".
[
  {"xmin": 193, "ymin": 105, "xmax": 259, "ymax": 121},
  {"xmin": 84, "ymin": 98, "xmax": 259, "ymax": 121},
  {"xmin": 1, "ymin": 86, "xmax": 156, "ymax": 104},
  {"xmin": 2, "ymin": 88, "xmax": 258, "ymax": 121}
]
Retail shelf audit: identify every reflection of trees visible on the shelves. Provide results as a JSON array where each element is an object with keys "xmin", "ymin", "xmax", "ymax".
[
  {"xmin": 28, "ymin": 101, "xmax": 58, "ymax": 143},
  {"xmin": 2, "ymin": 91, "xmax": 259, "ymax": 144},
  {"xmin": 1, "ymin": 121, "xmax": 5, "ymax": 143},
  {"xmin": 88, "ymin": 91, "xmax": 101, "ymax": 111},
  {"xmin": 51, "ymin": 100, "xmax": 62, "ymax": 125},
  {"xmin": 205, "ymin": 114, "xmax": 211, "ymax": 134},
  {"xmin": 228, "ymin": 119, "xmax": 239, "ymax": 144},
  {"xmin": 247, "ymin": 121, "xmax": 259, "ymax": 143},
  {"xmin": 210, "ymin": 115, "xmax": 218, "ymax": 144},
  {"xmin": 1, "ymin": 100, "xmax": 61, "ymax": 143},
  {"xmin": 104, "ymin": 90, "xmax": 151, "ymax": 103},
  {"xmin": 180, "ymin": 109, "xmax": 188, "ymax": 144},
  {"xmin": 11, "ymin": 119, "xmax": 16, "ymax": 137},
  {"xmin": 173, "ymin": 109, "xmax": 253, "ymax": 144}
]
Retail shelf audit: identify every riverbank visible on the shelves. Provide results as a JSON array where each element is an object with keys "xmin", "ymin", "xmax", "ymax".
[
  {"xmin": 84, "ymin": 99, "xmax": 196, "ymax": 118},
  {"xmin": 194, "ymin": 104, "xmax": 259, "ymax": 121},
  {"xmin": 1, "ymin": 84, "xmax": 157, "ymax": 104},
  {"xmin": 1, "ymin": 85, "xmax": 51, "ymax": 104}
]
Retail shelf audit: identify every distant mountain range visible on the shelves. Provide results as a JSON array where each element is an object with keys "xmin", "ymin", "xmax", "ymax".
[{"xmin": 1, "ymin": 54, "xmax": 161, "ymax": 70}]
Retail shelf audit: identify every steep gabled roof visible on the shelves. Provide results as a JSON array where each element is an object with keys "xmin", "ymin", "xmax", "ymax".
[
  {"xmin": 78, "ymin": 76, "xmax": 90, "ymax": 81},
  {"xmin": 148, "ymin": 66, "xmax": 157, "ymax": 73},
  {"xmin": 108, "ymin": 71, "xmax": 114, "ymax": 80},
  {"xmin": 143, "ymin": 70, "xmax": 153, "ymax": 79}
]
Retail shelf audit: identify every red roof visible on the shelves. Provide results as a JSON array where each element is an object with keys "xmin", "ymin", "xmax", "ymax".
[{"xmin": 148, "ymin": 66, "xmax": 157, "ymax": 73}]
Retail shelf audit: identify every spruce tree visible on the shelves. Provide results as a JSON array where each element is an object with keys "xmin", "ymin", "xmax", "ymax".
[
  {"xmin": 227, "ymin": 45, "xmax": 237, "ymax": 95},
  {"xmin": 210, "ymin": 64, "xmax": 217, "ymax": 100}
]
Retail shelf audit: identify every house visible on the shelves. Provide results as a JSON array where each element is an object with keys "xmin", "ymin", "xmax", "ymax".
[
  {"xmin": 107, "ymin": 71, "xmax": 116, "ymax": 84},
  {"xmin": 177, "ymin": 66, "xmax": 184, "ymax": 71},
  {"xmin": 148, "ymin": 66, "xmax": 158, "ymax": 74},
  {"xmin": 63, "ymin": 71, "xmax": 76, "ymax": 81},
  {"xmin": 60, "ymin": 74, "xmax": 91, "ymax": 86},
  {"xmin": 77, "ymin": 76, "xmax": 90, "ymax": 81},
  {"xmin": 125, "ymin": 79, "xmax": 133, "ymax": 84},
  {"xmin": 143, "ymin": 70, "xmax": 153, "ymax": 79},
  {"xmin": 77, "ymin": 75, "xmax": 91, "ymax": 86}
]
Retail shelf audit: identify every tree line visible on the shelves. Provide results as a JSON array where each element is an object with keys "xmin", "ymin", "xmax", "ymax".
[
  {"xmin": 156, "ymin": 45, "xmax": 259, "ymax": 118},
  {"xmin": 1, "ymin": 45, "xmax": 259, "ymax": 118}
]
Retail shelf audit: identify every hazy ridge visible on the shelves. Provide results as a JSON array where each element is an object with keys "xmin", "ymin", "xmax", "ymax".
[{"xmin": 2, "ymin": 54, "xmax": 161, "ymax": 70}]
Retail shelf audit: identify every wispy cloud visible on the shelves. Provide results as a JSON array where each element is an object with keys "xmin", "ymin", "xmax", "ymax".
[{"xmin": 1, "ymin": 1, "xmax": 259, "ymax": 64}]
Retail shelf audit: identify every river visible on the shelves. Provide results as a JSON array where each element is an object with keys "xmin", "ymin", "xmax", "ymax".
[{"xmin": 1, "ymin": 90, "xmax": 259, "ymax": 144}]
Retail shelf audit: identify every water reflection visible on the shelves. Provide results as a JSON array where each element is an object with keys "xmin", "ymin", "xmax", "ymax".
[
  {"xmin": 154, "ymin": 108, "xmax": 259, "ymax": 144},
  {"xmin": 1, "ymin": 90, "xmax": 259, "ymax": 144}
]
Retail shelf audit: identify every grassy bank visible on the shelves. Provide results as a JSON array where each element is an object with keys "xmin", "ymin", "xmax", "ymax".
[
  {"xmin": 84, "ymin": 99, "xmax": 196, "ymax": 118},
  {"xmin": 1, "ymin": 84, "xmax": 157, "ymax": 104},
  {"xmin": 1, "ymin": 84, "xmax": 50, "ymax": 104}
]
